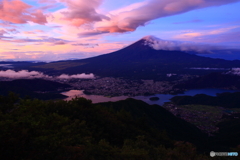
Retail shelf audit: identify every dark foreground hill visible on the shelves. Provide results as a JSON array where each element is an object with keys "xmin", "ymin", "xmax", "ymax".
[
  {"xmin": 0, "ymin": 96, "xmax": 212, "ymax": 160},
  {"xmin": 97, "ymin": 99, "xmax": 207, "ymax": 148},
  {"xmin": 31, "ymin": 36, "xmax": 240, "ymax": 80},
  {"xmin": 1, "ymin": 94, "xmax": 239, "ymax": 159}
]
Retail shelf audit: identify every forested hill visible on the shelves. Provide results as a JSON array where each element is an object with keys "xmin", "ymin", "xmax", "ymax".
[
  {"xmin": 0, "ymin": 95, "xmax": 218, "ymax": 160},
  {"xmin": 97, "ymin": 98, "xmax": 207, "ymax": 147}
]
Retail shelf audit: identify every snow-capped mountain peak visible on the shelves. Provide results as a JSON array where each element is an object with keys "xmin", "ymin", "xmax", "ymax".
[
  {"xmin": 142, "ymin": 35, "xmax": 160, "ymax": 41},
  {"xmin": 142, "ymin": 35, "xmax": 181, "ymax": 51}
]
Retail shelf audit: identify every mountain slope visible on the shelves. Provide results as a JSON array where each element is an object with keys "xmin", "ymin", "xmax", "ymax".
[
  {"xmin": 97, "ymin": 98, "xmax": 208, "ymax": 149},
  {"xmin": 32, "ymin": 36, "xmax": 240, "ymax": 80}
]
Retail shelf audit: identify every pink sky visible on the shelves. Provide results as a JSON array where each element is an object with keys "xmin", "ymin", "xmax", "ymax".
[{"xmin": 0, "ymin": 0, "xmax": 240, "ymax": 61}]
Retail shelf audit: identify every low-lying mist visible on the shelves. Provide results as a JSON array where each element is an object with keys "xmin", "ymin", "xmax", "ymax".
[{"xmin": 0, "ymin": 70, "xmax": 95, "ymax": 79}]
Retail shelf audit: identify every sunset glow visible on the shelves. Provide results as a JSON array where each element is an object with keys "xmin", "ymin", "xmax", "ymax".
[{"xmin": 0, "ymin": 0, "xmax": 240, "ymax": 61}]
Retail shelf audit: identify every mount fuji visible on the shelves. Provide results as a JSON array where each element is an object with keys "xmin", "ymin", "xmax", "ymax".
[{"xmin": 32, "ymin": 36, "xmax": 240, "ymax": 80}]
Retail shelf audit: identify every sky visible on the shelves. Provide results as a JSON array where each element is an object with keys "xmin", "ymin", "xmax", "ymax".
[{"xmin": 0, "ymin": 0, "xmax": 240, "ymax": 61}]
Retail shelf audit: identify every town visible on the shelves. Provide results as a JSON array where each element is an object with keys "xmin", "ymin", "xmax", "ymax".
[{"xmin": 58, "ymin": 77, "xmax": 185, "ymax": 97}]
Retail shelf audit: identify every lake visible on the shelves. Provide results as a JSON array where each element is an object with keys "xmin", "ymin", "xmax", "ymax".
[
  {"xmin": 62, "ymin": 88, "xmax": 239, "ymax": 106},
  {"xmin": 62, "ymin": 90, "xmax": 129, "ymax": 103}
]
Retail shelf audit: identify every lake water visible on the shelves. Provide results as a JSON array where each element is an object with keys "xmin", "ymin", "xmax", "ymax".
[
  {"xmin": 62, "ymin": 90, "xmax": 129, "ymax": 103},
  {"xmin": 62, "ymin": 88, "xmax": 239, "ymax": 106}
]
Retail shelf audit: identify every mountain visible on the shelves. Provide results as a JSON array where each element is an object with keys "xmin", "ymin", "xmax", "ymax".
[
  {"xmin": 31, "ymin": 36, "xmax": 240, "ymax": 80},
  {"xmin": 0, "ymin": 61, "xmax": 46, "ymax": 70},
  {"xmin": 194, "ymin": 49, "xmax": 240, "ymax": 60},
  {"xmin": 97, "ymin": 98, "xmax": 208, "ymax": 150}
]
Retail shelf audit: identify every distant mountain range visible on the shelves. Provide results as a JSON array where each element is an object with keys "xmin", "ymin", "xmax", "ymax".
[
  {"xmin": 175, "ymin": 72, "xmax": 240, "ymax": 90},
  {"xmin": 2, "ymin": 36, "xmax": 240, "ymax": 80},
  {"xmin": 0, "ymin": 79, "xmax": 70, "ymax": 100}
]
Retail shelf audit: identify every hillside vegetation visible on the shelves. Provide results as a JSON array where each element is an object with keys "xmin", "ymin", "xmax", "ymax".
[{"xmin": 0, "ymin": 94, "xmax": 218, "ymax": 160}]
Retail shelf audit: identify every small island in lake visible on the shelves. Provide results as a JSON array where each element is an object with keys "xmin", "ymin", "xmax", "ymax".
[{"xmin": 149, "ymin": 97, "xmax": 160, "ymax": 101}]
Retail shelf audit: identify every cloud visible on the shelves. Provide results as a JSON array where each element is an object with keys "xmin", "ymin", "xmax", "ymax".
[
  {"xmin": 7, "ymin": 28, "xmax": 19, "ymax": 33},
  {"xmin": 143, "ymin": 35, "xmax": 221, "ymax": 53},
  {"xmin": 78, "ymin": 30, "xmax": 108, "ymax": 37},
  {"xmin": 0, "ymin": 0, "xmax": 47, "ymax": 24},
  {"xmin": 52, "ymin": 41, "xmax": 66, "ymax": 45},
  {"xmin": 190, "ymin": 67, "xmax": 229, "ymax": 70},
  {"xmin": 0, "ymin": 21, "xmax": 15, "ymax": 27},
  {"xmin": 0, "ymin": 29, "xmax": 12, "ymax": 38},
  {"xmin": 96, "ymin": 0, "xmax": 240, "ymax": 33},
  {"xmin": 0, "ymin": 28, "xmax": 19, "ymax": 38},
  {"xmin": 211, "ymin": 30, "xmax": 240, "ymax": 45},
  {"xmin": 0, "ymin": 36, "xmax": 69, "ymax": 45},
  {"xmin": 57, "ymin": 73, "xmax": 95, "ymax": 79},
  {"xmin": 72, "ymin": 43, "xmax": 98, "ymax": 48},
  {"xmin": 0, "ymin": 64, "xmax": 13, "ymax": 68},
  {"xmin": 0, "ymin": 70, "xmax": 50, "ymax": 79},
  {"xmin": 23, "ymin": 30, "xmax": 44, "ymax": 34},
  {"xmin": 58, "ymin": 0, "xmax": 109, "ymax": 27},
  {"xmin": 0, "ymin": 69, "xmax": 95, "ymax": 79},
  {"xmin": 173, "ymin": 19, "xmax": 202, "ymax": 24},
  {"xmin": 0, "ymin": 29, "xmax": 7, "ymax": 36},
  {"xmin": 226, "ymin": 68, "xmax": 240, "ymax": 75},
  {"xmin": 174, "ymin": 26, "xmax": 240, "ymax": 47},
  {"xmin": 36, "ymin": 0, "xmax": 59, "ymax": 10}
]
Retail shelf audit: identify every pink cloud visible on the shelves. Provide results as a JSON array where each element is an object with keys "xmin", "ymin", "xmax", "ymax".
[
  {"xmin": 7, "ymin": 28, "xmax": 19, "ymax": 33},
  {"xmin": 58, "ymin": 0, "xmax": 109, "ymax": 27},
  {"xmin": 52, "ymin": 41, "xmax": 67, "ymax": 45},
  {"xmin": 96, "ymin": 0, "xmax": 240, "ymax": 33},
  {"xmin": 0, "ymin": 36, "xmax": 70, "ymax": 47},
  {"xmin": 174, "ymin": 26, "xmax": 240, "ymax": 40},
  {"xmin": 0, "ymin": 70, "xmax": 50, "ymax": 79},
  {"xmin": 49, "ymin": 0, "xmax": 239, "ymax": 36},
  {"xmin": 23, "ymin": 30, "xmax": 44, "ymax": 34},
  {"xmin": 0, "ymin": 0, "xmax": 47, "ymax": 24},
  {"xmin": 0, "ymin": 21, "xmax": 16, "ymax": 28},
  {"xmin": 0, "ymin": 29, "xmax": 7, "ymax": 36}
]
